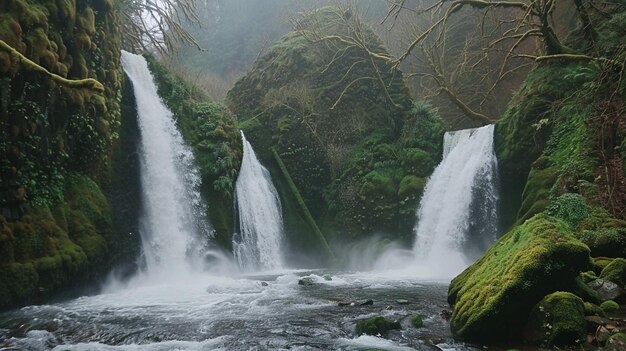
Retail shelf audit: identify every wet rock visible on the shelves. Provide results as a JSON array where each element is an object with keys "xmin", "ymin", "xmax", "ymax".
[
  {"xmin": 359, "ymin": 299, "xmax": 373, "ymax": 306},
  {"xmin": 588, "ymin": 279, "xmax": 623, "ymax": 301},
  {"xmin": 261, "ymin": 282, "xmax": 269, "ymax": 286},
  {"xmin": 585, "ymin": 315, "xmax": 613, "ymax": 331},
  {"xmin": 322, "ymin": 274, "xmax": 332, "ymax": 281},
  {"xmin": 396, "ymin": 299, "xmax": 409, "ymax": 305},
  {"xmin": 439, "ymin": 310, "xmax": 452, "ymax": 321},
  {"xmin": 411, "ymin": 315, "xmax": 423, "ymax": 328},
  {"xmin": 355, "ymin": 316, "xmax": 401, "ymax": 336},
  {"xmin": 298, "ymin": 277, "xmax": 315, "ymax": 286},
  {"xmin": 337, "ymin": 301, "xmax": 351, "ymax": 307}
]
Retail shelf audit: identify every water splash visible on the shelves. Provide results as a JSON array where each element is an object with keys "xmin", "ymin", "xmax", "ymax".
[
  {"xmin": 233, "ymin": 131, "xmax": 284, "ymax": 271},
  {"xmin": 121, "ymin": 51, "xmax": 212, "ymax": 278},
  {"xmin": 412, "ymin": 124, "xmax": 499, "ymax": 277}
]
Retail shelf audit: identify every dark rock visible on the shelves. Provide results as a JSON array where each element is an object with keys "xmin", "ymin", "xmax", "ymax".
[
  {"xmin": 597, "ymin": 326, "xmax": 613, "ymax": 344},
  {"xmin": 298, "ymin": 277, "xmax": 315, "ymax": 286},
  {"xmin": 322, "ymin": 274, "xmax": 332, "ymax": 281},
  {"xmin": 355, "ymin": 316, "xmax": 401, "ymax": 336},
  {"xmin": 439, "ymin": 310, "xmax": 452, "ymax": 321},
  {"xmin": 588, "ymin": 279, "xmax": 623, "ymax": 301},
  {"xmin": 359, "ymin": 299, "xmax": 373, "ymax": 306},
  {"xmin": 261, "ymin": 282, "xmax": 269, "ymax": 286},
  {"xmin": 585, "ymin": 315, "xmax": 613, "ymax": 331}
]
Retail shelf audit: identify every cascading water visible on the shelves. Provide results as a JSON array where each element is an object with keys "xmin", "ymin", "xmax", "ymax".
[
  {"xmin": 412, "ymin": 124, "xmax": 498, "ymax": 277},
  {"xmin": 121, "ymin": 51, "xmax": 211, "ymax": 277},
  {"xmin": 233, "ymin": 132, "xmax": 284, "ymax": 271}
]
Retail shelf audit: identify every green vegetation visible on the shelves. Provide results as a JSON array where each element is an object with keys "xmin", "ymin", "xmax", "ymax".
[
  {"xmin": 0, "ymin": 0, "xmax": 127, "ymax": 310},
  {"xmin": 227, "ymin": 8, "xmax": 443, "ymax": 242},
  {"xmin": 524, "ymin": 292, "xmax": 586, "ymax": 346},
  {"xmin": 600, "ymin": 258, "xmax": 626, "ymax": 287},
  {"xmin": 600, "ymin": 300, "xmax": 620, "ymax": 312},
  {"xmin": 447, "ymin": 214, "xmax": 590, "ymax": 342},
  {"xmin": 355, "ymin": 316, "xmax": 401, "ymax": 336}
]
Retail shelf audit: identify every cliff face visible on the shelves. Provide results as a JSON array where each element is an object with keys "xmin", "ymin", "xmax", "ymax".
[
  {"xmin": 0, "ymin": 0, "xmax": 136, "ymax": 309},
  {"xmin": 449, "ymin": 6, "xmax": 626, "ymax": 345},
  {"xmin": 227, "ymin": 7, "xmax": 443, "ymax": 253}
]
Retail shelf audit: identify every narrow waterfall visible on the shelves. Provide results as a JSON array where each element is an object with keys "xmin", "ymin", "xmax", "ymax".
[
  {"xmin": 121, "ymin": 51, "xmax": 211, "ymax": 276},
  {"xmin": 233, "ymin": 132, "xmax": 284, "ymax": 271},
  {"xmin": 413, "ymin": 124, "xmax": 498, "ymax": 277}
]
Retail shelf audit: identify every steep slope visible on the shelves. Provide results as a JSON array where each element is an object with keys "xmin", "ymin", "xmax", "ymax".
[{"xmin": 227, "ymin": 7, "xmax": 443, "ymax": 251}]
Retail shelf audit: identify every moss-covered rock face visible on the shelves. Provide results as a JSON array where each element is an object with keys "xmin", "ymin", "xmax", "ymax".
[
  {"xmin": 0, "ymin": 0, "xmax": 128, "ymax": 310},
  {"xmin": 447, "ymin": 214, "xmax": 590, "ymax": 342},
  {"xmin": 600, "ymin": 299, "xmax": 620, "ymax": 312},
  {"xmin": 524, "ymin": 292, "xmax": 586, "ymax": 346},
  {"xmin": 144, "ymin": 55, "xmax": 242, "ymax": 249},
  {"xmin": 227, "ymin": 7, "xmax": 442, "ymax": 243}
]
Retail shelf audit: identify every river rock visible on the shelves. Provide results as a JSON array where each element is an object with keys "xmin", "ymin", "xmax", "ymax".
[
  {"xmin": 261, "ymin": 282, "xmax": 269, "ymax": 286},
  {"xmin": 322, "ymin": 274, "xmax": 332, "ymax": 281},
  {"xmin": 298, "ymin": 277, "xmax": 315, "ymax": 286},
  {"xmin": 355, "ymin": 316, "xmax": 401, "ymax": 336},
  {"xmin": 359, "ymin": 299, "xmax": 374, "ymax": 306},
  {"xmin": 396, "ymin": 299, "xmax": 409, "ymax": 305},
  {"xmin": 447, "ymin": 215, "xmax": 590, "ymax": 343},
  {"xmin": 588, "ymin": 279, "xmax": 623, "ymax": 301}
]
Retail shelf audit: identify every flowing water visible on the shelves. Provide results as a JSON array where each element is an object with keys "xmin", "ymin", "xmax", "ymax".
[
  {"xmin": 233, "ymin": 132, "xmax": 284, "ymax": 271},
  {"xmin": 0, "ymin": 59, "xmax": 496, "ymax": 350},
  {"xmin": 411, "ymin": 125, "xmax": 498, "ymax": 277},
  {"xmin": 120, "ymin": 51, "xmax": 212, "ymax": 277},
  {"xmin": 0, "ymin": 271, "xmax": 472, "ymax": 351}
]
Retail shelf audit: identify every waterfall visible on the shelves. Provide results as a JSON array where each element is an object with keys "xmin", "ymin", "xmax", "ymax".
[
  {"xmin": 413, "ymin": 124, "xmax": 498, "ymax": 277},
  {"xmin": 233, "ymin": 132, "xmax": 284, "ymax": 271},
  {"xmin": 121, "ymin": 51, "xmax": 211, "ymax": 277}
]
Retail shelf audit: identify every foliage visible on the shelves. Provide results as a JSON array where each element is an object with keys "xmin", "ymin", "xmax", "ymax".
[{"xmin": 227, "ymin": 7, "xmax": 443, "ymax": 241}]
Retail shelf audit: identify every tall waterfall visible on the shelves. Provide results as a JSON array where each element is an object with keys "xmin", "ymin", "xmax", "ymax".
[
  {"xmin": 233, "ymin": 132, "xmax": 284, "ymax": 271},
  {"xmin": 413, "ymin": 124, "xmax": 498, "ymax": 277},
  {"xmin": 121, "ymin": 51, "xmax": 211, "ymax": 277}
]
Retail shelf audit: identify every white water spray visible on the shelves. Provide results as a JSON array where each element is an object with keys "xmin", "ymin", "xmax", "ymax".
[
  {"xmin": 233, "ymin": 132, "xmax": 284, "ymax": 271},
  {"xmin": 121, "ymin": 51, "xmax": 211, "ymax": 277},
  {"xmin": 412, "ymin": 124, "xmax": 498, "ymax": 277}
]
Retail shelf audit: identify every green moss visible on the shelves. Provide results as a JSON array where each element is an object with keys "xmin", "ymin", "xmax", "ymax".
[
  {"xmin": 607, "ymin": 332, "xmax": 626, "ymax": 351},
  {"xmin": 398, "ymin": 175, "xmax": 425, "ymax": 198},
  {"xmin": 600, "ymin": 300, "xmax": 620, "ymax": 312},
  {"xmin": 355, "ymin": 316, "xmax": 401, "ymax": 336},
  {"xmin": 601, "ymin": 258, "xmax": 626, "ymax": 287},
  {"xmin": 584, "ymin": 302, "xmax": 605, "ymax": 316},
  {"xmin": 410, "ymin": 315, "xmax": 423, "ymax": 328},
  {"xmin": 448, "ymin": 214, "xmax": 590, "ymax": 342},
  {"xmin": 524, "ymin": 292, "xmax": 586, "ymax": 346}
]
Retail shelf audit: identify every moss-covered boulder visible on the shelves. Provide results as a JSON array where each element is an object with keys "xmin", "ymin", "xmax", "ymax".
[
  {"xmin": 227, "ymin": 7, "xmax": 442, "ymax": 243},
  {"xmin": 607, "ymin": 333, "xmax": 626, "ymax": 351},
  {"xmin": 601, "ymin": 258, "xmax": 626, "ymax": 287},
  {"xmin": 355, "ymin": 316, "xmax": 401, "ymax": 336},
  {"xmin": 410, "ymin": 315, "xmax": 423, "ymax": 328},
  {"xmin": 524, "ymin": 292, "xmax": 586, "ymax": 346},
  {"xmin": 448, "ymin": 214, "xmax": 590, "ymax": 342},
  {"xmin": 584, "ymin": 302, "xmax": 605, "ymax": 316},
  {"xmin": 600, "ymin": 300, "xmax": 620, "ymax": 312}
]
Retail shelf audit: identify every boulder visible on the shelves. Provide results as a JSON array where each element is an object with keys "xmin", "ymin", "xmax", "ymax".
[
  {"xmin": 524, "ymin": 292, "xmax": 586, "ymax": 346},
  {"xmin": 587, "ymin": 279, "xmax": 623, "ymax": 301},
  {"xmin": 298, "ymin": 277, "xmax": 315, "ymax": 286},
  {"xmin": 355, "ymin": 316, "xmax": 401, "ymax": 336},
  {"xmin": 396, "ymin": 299, "xmax": 409, "ymax": 305},
  {"xmin": 447, "ymin": 215, "xmax": 590, "ymax": 342},
  {"xmin": 600, "ymin": 300, "xmax": 620, "ymax": 312},
  {"xmin": 410, "ymin": 315, "xmax": 423, "ymax": 328},
  {"xmin": 602, "ymin": 258, "xmax": 626, "ymax": 287}
]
